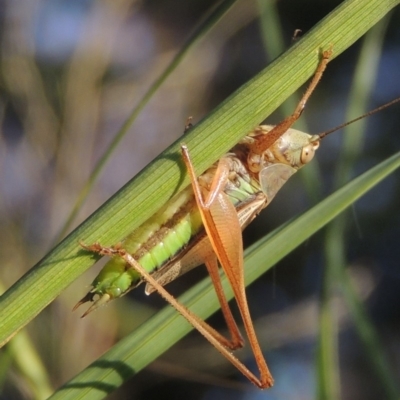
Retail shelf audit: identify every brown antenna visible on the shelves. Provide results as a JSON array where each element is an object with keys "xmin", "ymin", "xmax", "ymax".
[{"xmin": 318, "ymin": 97, "xmax": 400, "ymax": 139}]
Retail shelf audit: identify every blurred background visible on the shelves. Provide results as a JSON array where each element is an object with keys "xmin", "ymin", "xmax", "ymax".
[{"xmin": 1, "ymin": 0, "xmax": 400, "ymax": 399}]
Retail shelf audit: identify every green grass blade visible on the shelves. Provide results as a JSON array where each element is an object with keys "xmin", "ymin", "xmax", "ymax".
[{"xmin": 49, "ymin": 151, "xmax": 400, "ymax": 399}]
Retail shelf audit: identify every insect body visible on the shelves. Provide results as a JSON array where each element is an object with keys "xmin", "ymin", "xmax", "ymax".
[
  {"xmin": 76, "ymin": 127, "xmax": 319, "ymax": 310},
  {"xmin": 77, "ymin": 49, "xmax": 332, "ymax": 388},
  {"xmin": 76, "ymin": 126, "xmax": 319, "ymax": 387}
]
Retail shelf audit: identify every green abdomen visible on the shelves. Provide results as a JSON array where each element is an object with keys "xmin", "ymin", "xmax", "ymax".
[{"xmin": 91, "ymin": 158, "xmax": 261, "ymax": 298}]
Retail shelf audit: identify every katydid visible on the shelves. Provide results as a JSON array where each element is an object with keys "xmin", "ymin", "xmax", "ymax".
[{"xmin": 76, "ymin": 48, "xmax": 400, "ymax": 389}]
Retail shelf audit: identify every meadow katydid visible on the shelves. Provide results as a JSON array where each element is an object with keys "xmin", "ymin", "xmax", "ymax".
[{"xmin": 77, "ymin": 47, "xmax": 400, "ymax": 388}]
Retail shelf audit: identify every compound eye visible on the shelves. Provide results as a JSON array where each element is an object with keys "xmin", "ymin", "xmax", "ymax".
[{"xmin": 300, "ymin": 143, "xmax": 316, "ymax": 164}]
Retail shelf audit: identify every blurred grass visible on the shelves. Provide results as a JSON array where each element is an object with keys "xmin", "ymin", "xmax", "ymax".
[
  {"xmin": 0, "ymin": 282, "xmax": 53, "ymax": 398},
  {"xmin": 0, "ymin": 0, "xmax": 399, "ymax": 398},
  {"xmin": 317, "ymin": 14, "xmax": 400, "ymax": 400},
  {"xmin": 55, "ymin": 0, "xmax": 240, "ymax": 242}
]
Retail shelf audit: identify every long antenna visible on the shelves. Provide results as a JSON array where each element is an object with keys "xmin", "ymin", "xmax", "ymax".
[{"xmin": 318, "ymin": 97, "xmax": 400, "ymax": 139}]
